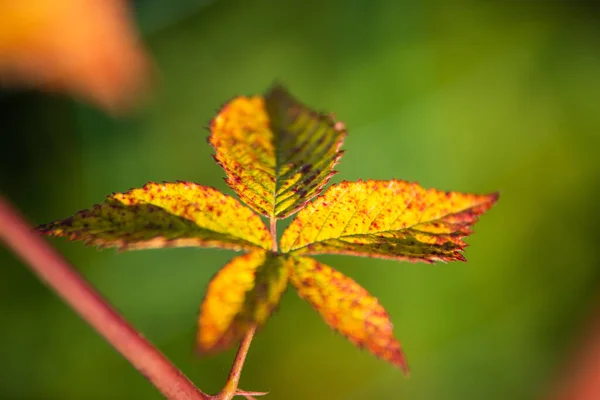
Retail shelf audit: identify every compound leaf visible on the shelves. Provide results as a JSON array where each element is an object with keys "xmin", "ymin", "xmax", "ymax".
[
  {"xmin": 198, "ymin": 251, "xmax": 290, "ymax": 353},
  {"xmin": 209, "ymin": 85, "xmax": 346, "ymax": 219},
  {"xmin": 36, "ymin": 181, "xmax": 271, "ymax": 251},
  {"xmin": 281, "ymin": 179, "xmax": 498, "ymax": 262},
  {"xmin": 289, "ymin": 256, "xmax": 408, "ymax": 372}
]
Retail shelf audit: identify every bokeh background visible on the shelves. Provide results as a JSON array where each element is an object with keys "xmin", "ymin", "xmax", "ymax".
[{"xmin": 2, "ymin": 0, "xmax": 600, "ymax": 399}]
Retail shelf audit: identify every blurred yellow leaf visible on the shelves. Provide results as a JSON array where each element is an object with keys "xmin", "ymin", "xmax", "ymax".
[
  {"xmin": 36, "ymin": 181, "xmax": 271, "ymax": 251},
  {"xmin": 0, "ymin": 0, "xmax": 149, "ymax": 112},
  {"xmin": 281, "ymin": 179, "xmax": 498, "ymax": 262},
  {"xmin": 198, "ymin": 251, "xmax": 290, "ymax": 353},
  {"xmin": 210, "ymin": 85, "xmax": 346, "ymax": 218},
  {"xmin": 289, "ymin": 256, "xmax": 408, "ymax": 372}
]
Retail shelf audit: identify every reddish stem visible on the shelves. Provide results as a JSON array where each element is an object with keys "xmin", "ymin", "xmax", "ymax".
[
  {"xmin": 0, "ymin": 196, "xmax": 209, "ymax": 400},
  {"xmin": 213, "ymin": 325, "xmax": 257, "ymax": 400}
]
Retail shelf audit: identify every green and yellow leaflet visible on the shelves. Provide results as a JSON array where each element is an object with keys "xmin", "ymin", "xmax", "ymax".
[
  {"xmin": 281, "ymin": 179, "xmax": 498, "ymax": 262},
  {"xmin": 210, "ymin": 86, "xmax": 346, "ymax": 218},
  {"xmin": 198, "ymin": 251, "xmax": 290, "ymax": 354},
  {"xmin": 37, "ymin": 181, "xmax": 271, "ymax": 251},
  {"xmin": 289, "ymin": 256, "xmax": 408, "ymax": 373}
]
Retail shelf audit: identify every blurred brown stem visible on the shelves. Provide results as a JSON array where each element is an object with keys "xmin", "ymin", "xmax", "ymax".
[{"xmin": 0, "ymin": 196, "xmax": 210, "ymax": 400}]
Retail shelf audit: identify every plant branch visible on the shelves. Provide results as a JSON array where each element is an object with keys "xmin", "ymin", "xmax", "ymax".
[
  {"xmin": 213, "ymin": 324, "xmax": 258, "ymax": 400},
  {"xmin": 0, "ymin": 196, "xmax": 209, "ymax": 400}
]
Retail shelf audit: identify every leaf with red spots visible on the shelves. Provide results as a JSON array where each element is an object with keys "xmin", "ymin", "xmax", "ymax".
[
  {"xmin": 209, "ymin": 85, "xmax": 346, "ymax": 219},
  {"xmin": 198, "ymin": 251, "xmax": 290, "ymax": 353},
  {"xmin": 36, "ymin": 181, "xmax": 271, "ymax": 251},
  {"xmin": 35, "ymin": 83, "xmax": 500, "ymax": 383},
  {"xmin": 281, "ymin": 179, "xmax": 498, "ymax": 262},
  {"xmin": 288, "ymin": 256, "xmax": 408, "ymax": 373}
]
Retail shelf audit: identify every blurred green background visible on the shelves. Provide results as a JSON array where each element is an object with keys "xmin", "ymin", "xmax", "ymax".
[{"xmin": 2, "ymin": 0, "xmax": 600, "ymax": 399}]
